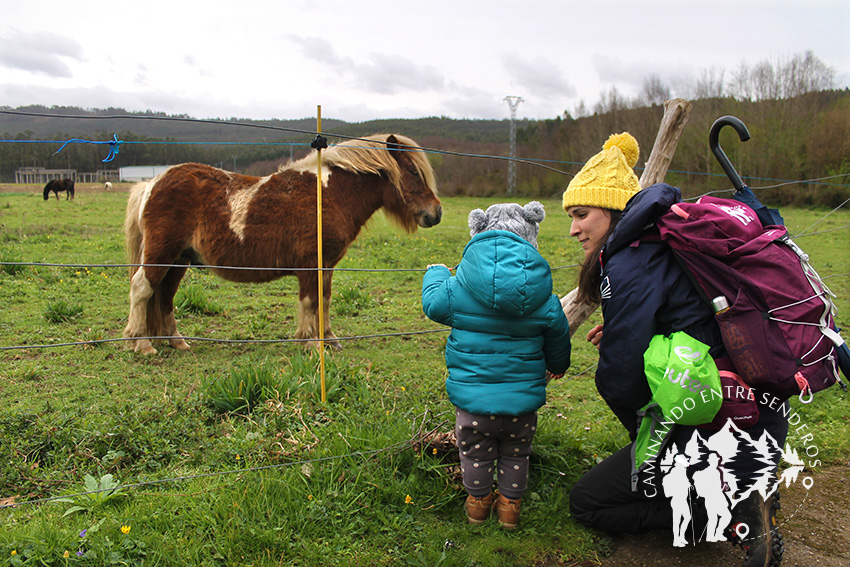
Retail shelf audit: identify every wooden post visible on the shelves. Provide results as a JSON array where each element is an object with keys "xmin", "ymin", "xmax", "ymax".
[{"xmin": 560, "ymin": 98, "xmax": 693, "ymax": 336}]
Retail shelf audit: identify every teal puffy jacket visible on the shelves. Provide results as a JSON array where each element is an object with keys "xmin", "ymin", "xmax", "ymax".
[{"xmin": 422, "ymin": 230, "xmax": 571, "ymax": 415}]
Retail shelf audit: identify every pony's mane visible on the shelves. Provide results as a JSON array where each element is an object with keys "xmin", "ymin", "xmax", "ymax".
[{"xmin": 282, "ymin": 134, "xmax": 437, "ymax": 196}]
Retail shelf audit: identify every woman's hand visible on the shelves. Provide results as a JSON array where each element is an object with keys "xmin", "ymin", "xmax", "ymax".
[
  {"xmin": 426, "ymin": 263, "xmax": 448, "ymax": 269},
  {"xmin": 586, "ymin": 324, "xmax": 604, "ymax": 350}
]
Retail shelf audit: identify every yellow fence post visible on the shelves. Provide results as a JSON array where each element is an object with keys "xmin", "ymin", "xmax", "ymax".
[{"xmin": 314, "ymin": 106, "xmax": 327, "ymax": 402}]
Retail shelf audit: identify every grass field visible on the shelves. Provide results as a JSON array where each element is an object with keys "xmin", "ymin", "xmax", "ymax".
[{"xmin": 1, "ymin": 184, "xmax": 848, "ymax": 566}]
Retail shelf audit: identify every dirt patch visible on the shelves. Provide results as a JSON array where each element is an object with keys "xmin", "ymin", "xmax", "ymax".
[{"xmin": 596, "ymin": 465, "xmax": 850, "ymax": 567}]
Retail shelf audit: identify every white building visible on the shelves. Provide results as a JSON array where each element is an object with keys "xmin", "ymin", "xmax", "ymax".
[{"xmin": 119, "ymin": 166, "xmax": 171, "ymax": 182}]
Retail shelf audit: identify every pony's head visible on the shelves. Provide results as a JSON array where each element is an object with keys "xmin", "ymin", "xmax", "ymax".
[{"xmin": 313, "ymin": 134, "xmax": 442, "ymax": 231}]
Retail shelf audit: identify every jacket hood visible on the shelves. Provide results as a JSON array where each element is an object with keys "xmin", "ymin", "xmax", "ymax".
[
  {"xmin": 604, "ymin": 183, "xmax": 682, "ymax": 258},
  {"xmin": 456, "ymin": 230, "xmax": 553, "ymax": 317}
]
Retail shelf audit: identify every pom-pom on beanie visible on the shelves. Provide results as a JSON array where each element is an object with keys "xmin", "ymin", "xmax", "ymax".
[
  {"xmin": 468, "ymin": 201, "xmax": 545, "ymax": 249},
  {"xmin": 562, "ymin": 132, "xmax": 641, "ymax": 212}
]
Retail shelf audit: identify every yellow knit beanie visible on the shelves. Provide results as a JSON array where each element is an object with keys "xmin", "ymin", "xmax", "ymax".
[{"xmin": 562, "ymin": 132, "xmax": 641, "ymax": 211}]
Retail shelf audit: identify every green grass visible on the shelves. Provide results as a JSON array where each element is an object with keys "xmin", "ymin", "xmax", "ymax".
[{"xmin": 0, "ymin": 189, "xmax": 848, "ymax": 565}]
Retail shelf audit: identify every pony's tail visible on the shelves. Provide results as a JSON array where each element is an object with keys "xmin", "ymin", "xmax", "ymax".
[
  {"xmin": 124, "ymin": 182, "xmax": 146, "ymax": 278},
  {"xmin": 123, "ymin": 182, "xmax": 167, "ymax": 347}
]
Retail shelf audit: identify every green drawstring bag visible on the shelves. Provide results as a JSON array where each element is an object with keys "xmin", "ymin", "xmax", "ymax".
[{"xmin": 643, "ymin": 331, "xmax": 723, "ymax": 426}]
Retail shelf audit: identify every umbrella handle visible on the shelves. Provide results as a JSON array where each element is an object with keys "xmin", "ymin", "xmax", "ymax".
[{"xmin": 709, "ymin": 116, "xmax": 750, "ymax": 193}]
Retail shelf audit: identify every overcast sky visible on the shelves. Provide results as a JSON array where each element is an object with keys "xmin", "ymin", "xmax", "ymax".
[{"xmin": 1, "ymin": 0, "xmax": 848, "ymax": 122}]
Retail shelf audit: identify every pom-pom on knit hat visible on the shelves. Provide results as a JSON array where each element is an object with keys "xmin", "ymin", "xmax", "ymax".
[
  {"xmin": 468, "ymin": 201, "xmax": 545, "ymax": 249},
  {"xmin": 562, "ymin": 132, "xmax": 641, "ymax": 212}
]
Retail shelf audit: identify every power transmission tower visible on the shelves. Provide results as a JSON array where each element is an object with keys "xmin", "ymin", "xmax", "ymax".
[{"xmin": 504, "ymin": 96, "xmax": 524, "ymax": 195}]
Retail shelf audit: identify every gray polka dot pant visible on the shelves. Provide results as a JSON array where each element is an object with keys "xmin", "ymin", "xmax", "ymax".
[{"xmin": 455, "ymin": 407, "xmax": 537, "ymax": 500}]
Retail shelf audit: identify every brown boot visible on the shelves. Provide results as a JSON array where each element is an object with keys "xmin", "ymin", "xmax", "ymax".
[
  {"xmin": 465, "ymin": 492, "xmax": 495, "ymax": 524},
  {"xmin": 495, "ymin": 494, "xmax": 521, "ymax": 529}
]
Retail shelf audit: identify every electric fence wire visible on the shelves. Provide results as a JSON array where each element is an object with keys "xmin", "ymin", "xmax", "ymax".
[
  {"xmin": 0, "ymin": 109, "xmax": 847, "ymax": 353},
  {"xmin": 4, "ymin": 108, "xmax": 850, "ymax": 187},
  {"xmin": 0, "ymin": 110, "xmax": 848, "ymax": 512}
]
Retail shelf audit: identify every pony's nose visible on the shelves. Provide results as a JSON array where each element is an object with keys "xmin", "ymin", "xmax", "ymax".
[{"xmin": 421, "ymin": 205, "xmax": 442, "ymax": 228}]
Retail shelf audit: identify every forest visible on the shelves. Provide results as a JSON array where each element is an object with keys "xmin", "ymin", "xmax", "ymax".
[{"xmin": 1, "ymin": 52, "xmax": 848, "ymax": 207}]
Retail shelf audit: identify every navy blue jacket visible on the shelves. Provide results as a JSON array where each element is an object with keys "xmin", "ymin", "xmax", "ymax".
[{"xmin": 596, "ymin": 184, "xmax": 721, "ymax": 437}]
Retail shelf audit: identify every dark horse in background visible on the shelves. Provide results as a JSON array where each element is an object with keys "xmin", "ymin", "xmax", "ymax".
[
  {"xmin": 123, "ymin": 133, "xmax": 442, "ymax": 355},
  {"xmin": 43, "ymin": 179, "xmax": 75, "ymax": 200}
]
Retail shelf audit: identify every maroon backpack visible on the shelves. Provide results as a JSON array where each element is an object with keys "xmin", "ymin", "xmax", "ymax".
[{"xmin": 653, "ymin": 195, "xmax": 847, "ymax": 403}]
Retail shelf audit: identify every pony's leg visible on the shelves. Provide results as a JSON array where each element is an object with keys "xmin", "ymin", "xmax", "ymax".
[
  {"xmin": 158, "ymin": 264, "xmax": 190, "ymax": 351},
  {"xmin": 123, "ymin": 268, "xmax": 158, "ymax": 355},
  {"xmin": 296, "ymin": 270, "xmax": 342, "ymax": 350}
]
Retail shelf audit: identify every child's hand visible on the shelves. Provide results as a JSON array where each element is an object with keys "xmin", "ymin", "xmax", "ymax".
[
  {"xmin": 546, "ymin": 371, "xmax": 564, "ymax": 382},
  {"xmin": 427, "ymin": 263, "xmax": 449, "ymax": 270}
]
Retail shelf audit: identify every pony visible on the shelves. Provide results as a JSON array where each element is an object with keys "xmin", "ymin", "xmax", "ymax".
[
  {"xmin": 123, "ymin": 133, "xmax": 442, "ymax": 355},
  {"xmin": 43, "ymin": 179, "xmax": 75, "ymax": 200},
  {"xmin": 104, "ymin": 181, "xmax": 113, "ymax": 191}
]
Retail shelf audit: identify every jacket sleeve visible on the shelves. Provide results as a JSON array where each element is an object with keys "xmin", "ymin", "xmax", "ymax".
[
  {"xmin": 421, "ymin": 265, "xmax": 453, "ymax": 326},
  {"xmin": 596, "ymin": 247, "xmax": 665, "ymax": 437},
  {"xmin": 542, "ymin": 295, "xmax": 571, "ymax": 374}
]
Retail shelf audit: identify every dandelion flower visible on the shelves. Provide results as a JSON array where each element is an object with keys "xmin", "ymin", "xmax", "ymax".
[
  {"xmin": 405, "ymin": 494, "xmax": 413, "ymax": 505},
  {"xmin": 121, "ymin": 525, "xmax": 131, "ymax": 535},
  {"xmin": 307, "ymin": 494, "xmax": 313, "ymax": 501},
  {"xmin": 401, "ymin": 386, "xmax": 406, "ymax": 392},
  {"xmin": 11, "ymin": 550, "xmax": 17, "ymax": 556},
  {"xmin": 63, "ymin": 550, "xmax": 70, "ymax": 558}
]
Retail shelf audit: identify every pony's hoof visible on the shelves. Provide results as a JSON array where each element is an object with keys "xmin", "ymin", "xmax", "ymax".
[
  {"xmin": 302, "ymin": 339, "xmax": 343, "ymax": 351},
  {"xmin": 137, "ymin": 345, "xmax": 158, "ymax": 355},
  {"xmin": 170, "ymin": 339, "xmax": 191, "ymax": 351}
]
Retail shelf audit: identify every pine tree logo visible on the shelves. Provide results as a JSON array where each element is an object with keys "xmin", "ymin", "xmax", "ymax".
[{"xmin": 779, "ymin": 444, "xmax": 806, "ymax": 488}]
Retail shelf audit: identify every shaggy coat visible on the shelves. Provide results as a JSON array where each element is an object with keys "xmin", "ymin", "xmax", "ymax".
[{"xmin": 123, "ymin": 134, "xmax": 441, "ymax": 354}]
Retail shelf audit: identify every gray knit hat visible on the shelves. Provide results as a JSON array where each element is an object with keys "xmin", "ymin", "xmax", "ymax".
[{"xmin": 468, "ymin": 201, "xmax": 545, "ymax": 249}]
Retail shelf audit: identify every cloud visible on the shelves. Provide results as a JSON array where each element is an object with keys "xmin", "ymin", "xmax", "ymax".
[
  {"xmin": 354, "ymin": 53, "xmax": 446, "ymax": 94},
  {"xmin": 288, "ymin": 35, "xmax": 351, "ymax": 70},
  {"xmin": 0, "ymin": 30, "xmax": 83, "ymax": 78},
  {"xmin": 287, "ymin": 35, "xmax": 447, "ymax": 95},
  {"xmin": 501, "ymin": 53, "xmax": 577, "ymax": 98},
  {"xmin": 592, "ymin": 54, "xmax": 695, "ymax": 93}
]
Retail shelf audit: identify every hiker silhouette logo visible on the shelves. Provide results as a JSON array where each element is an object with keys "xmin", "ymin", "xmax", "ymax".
[{"xmin": 658, "ymin": 418, "xmax": 812, "ymax": 548}]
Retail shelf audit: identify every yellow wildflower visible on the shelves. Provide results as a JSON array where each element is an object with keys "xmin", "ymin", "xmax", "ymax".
[
  {"xmin": 63, "ymin": 550, "xmax": 70, "ymax": 558},
  {"xmin": 404, "ymin": 494, "xmax": 413, "ymax": 505},
  {"xmin": 121, "ymin": 525, "xmax": 131, "ymax": 535},
  {"xmin": 432, "ymin": 447, "xmax": 438, "ymax": 455},
  {"xmin": 307, "ymin": 494, "xmax": 313, "ymax": 501},
  {"xmin": 11, "ymin": 550, "xmax": 17, "ymax": 556}
]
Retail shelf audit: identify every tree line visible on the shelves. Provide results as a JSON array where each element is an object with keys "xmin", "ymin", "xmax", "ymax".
[{"xmin": 1, "ymin": 52, "xmax": 847, "ymax": 207}]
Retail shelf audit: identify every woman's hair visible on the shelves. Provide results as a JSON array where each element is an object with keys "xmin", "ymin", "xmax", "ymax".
[{"xmin": 576, "ymin": 209, "xmax": 622, "ymax": 305}]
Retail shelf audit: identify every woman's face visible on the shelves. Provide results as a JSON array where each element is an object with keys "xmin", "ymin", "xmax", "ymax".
[{"xmin": 566, "ymin": 206, "xmax": 613, "ymax": 259}]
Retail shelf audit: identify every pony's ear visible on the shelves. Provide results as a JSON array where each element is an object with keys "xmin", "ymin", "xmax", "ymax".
[
  {"xmin": 523, "ymin": 201, "xmax": 545, "ymax": 224},
  {"xmin": 385, "ymin": 135, "xmax": 404, "ymax": 163}
]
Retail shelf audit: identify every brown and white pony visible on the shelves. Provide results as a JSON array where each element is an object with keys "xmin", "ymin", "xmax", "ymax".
[{"xmin": 123, "ymin": 133, "xmax": 442, "ymax": 354}]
